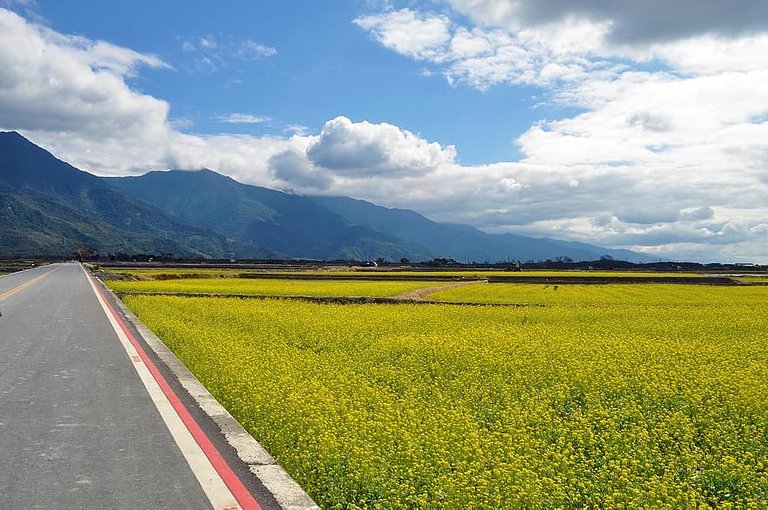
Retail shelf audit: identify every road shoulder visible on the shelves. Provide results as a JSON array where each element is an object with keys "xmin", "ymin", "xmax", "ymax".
[{"xmin": 92, "ymin": 272, "xmax": 319, "ymax": 510}]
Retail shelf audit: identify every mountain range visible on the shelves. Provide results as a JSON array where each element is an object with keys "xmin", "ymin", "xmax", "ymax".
[{"xmin": 0, "ymin": 131, "xmax": 650, "ymax": 262}]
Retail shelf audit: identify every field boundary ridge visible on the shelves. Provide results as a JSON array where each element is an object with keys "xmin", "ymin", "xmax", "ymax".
[{"xmin": 115, "ymin": 290, "xmax": 548, "ymax": 307}]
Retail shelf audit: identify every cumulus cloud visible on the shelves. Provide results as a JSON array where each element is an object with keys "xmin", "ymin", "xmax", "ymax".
[
  {"xmin": 284, "ymin": 124, "xmax": 309, "ymax": 136},
  {"xmin": 626, "ymin": 113, "xmax": 672, "ymax": 133},
  {"xmin": 1, "ymin": 7, "xmax": 768, "ymax": 262},
  {"xmin": 269, "ymin": 148, "xmax": 332, "ymax": 190},
  {"xmin": 349, "ymin": 3, "xmax": 768, "ymax": 261},
  {"xmin": 448, "ymin": 0, "xmax": 768, "ymax": 44},
  {"xmin": 354, "ymin": 9, "xmax": 614, "ymax": 89},
  {"xmin": 305, "ymin": 116, "xmax": 455, "ymax": 177},
  {"xmin": 680, "ymin": 207, "xmax": 715, "ymax": 222},
  {"xmin": 354, "ymin": 5, "xmax": 768, "ymax": 88},
  {"xmin": 0, "ymin": 8, "xmax": 298, "ymax": 180},
  {"xmin": 354, "ymin": 8, "xmax": 452, "ymax": 61},
  {"xmin": 0, "ymin": 9, "xmax": 170, "ymax": 139},
  {"xmin": 615, "ymin": 208, "xmax": 681, "ymax": 225}
]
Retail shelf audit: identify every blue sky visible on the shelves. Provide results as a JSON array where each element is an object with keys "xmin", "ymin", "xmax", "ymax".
[
  {"xmin": 33, "ymin": 0, "xmax": 544, "ymax": 164},
  {"xmin": 1, "ymin": 0, "xmax": 768, "ymax": 262}
]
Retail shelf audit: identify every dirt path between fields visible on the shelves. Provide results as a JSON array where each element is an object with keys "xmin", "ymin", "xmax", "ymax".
[{"xmin": 393, "ymin": 280, "xmax": 487, "ymax": 301}]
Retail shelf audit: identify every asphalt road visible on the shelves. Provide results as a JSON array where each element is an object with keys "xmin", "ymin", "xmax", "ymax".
[{"xmin": 0, "ymin": 263, "xmax": 222, "ymax": 509}]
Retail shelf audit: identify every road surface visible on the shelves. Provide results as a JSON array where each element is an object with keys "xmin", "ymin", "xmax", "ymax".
[{"xmin": 0, "ymin": 263, "xmax": 276, "ymax": 509}]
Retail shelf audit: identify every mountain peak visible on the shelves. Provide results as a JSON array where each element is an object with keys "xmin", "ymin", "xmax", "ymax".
[
  {"xmin": 0, "ymin": 130, "xmax": 47, "ymax": 153},
  {"xmin": 0, "ymin": 130, "xmax": 27, "ymax": 140},
  {"xmin": 0, "ymin": 131, "xmax": 93, "ymax": 191},
  {"xmin": 138, "ymin": 168, "xmax": 238, "ymax": 182}
]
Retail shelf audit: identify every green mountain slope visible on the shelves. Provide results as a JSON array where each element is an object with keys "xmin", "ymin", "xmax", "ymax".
[
  {"xmin": 0, "ymin": 132, "xmax": 271, "ymax": 258},
  {"xmin": 2, "ymin": 131, "xmax": 650, "ymax": 262},
  {"xmin": 311, "ymin": 196, "xmax": 652, "ymax": 263},
  {"xmin": 106, "ymin": 170, "xmax": 429, "ymax": 261},
  {"xmin": 107, "ymin": 168, "xmax": 651, "ymax": 263}
]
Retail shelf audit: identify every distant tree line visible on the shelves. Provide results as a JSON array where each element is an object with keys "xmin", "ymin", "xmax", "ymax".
[{"xmin": 6, "ymin": 248, "xmax": 765, "ymax": 274}]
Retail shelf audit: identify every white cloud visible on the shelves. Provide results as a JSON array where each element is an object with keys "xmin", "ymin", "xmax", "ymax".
[
  {"xmin": 0, "ymin": 9, "xmax": 170, "ymax": 139},
  {"xmin": 305, "ymin": 116, "xmax": 455, "ymax": 177},
  {"xmin": 180, "ymin": 34, "xmax": 276, "ymax": 72},
  {"xmin": 649, "ymin": 35, "xmax": 768, "ymax": 75},
  {"xmin": 0, "ymin": 8, "xmax": 298, "ymax": 181},
  {"xmin": 238, "ymin": 40, "xmax": 277, "ymax": 58},
  {"xmin": 1, "ymin": 7, "xmax": 767, "ymax": 263},
  {"xmin": 0, "ymin": 0, "xmax": 37, "ymax": 13},
  {"xmin": 353, "ymin": 8, "xmax": 623, "ymax": 89},
  {"xmin": 347, "ymin": 4, "xmax": 768, "ymax": 262},
  {"xmin": 680, "ymin": 207, "xmax": 715, "ymax": 222},
  {"xmin": 216, "ymin": 113, "xmax": 270, "ymax": 124},
  {"xmin": 353, "ymin": 6, "xmax": 768, "ymax": 88},
  {"xmin": 270, "ymin": 148, "xmax": 332, "ymax": 190},
  {"xmin": 447, "ymin": 0, "xmax": 768, "ymax": 44},
  {"xmin": 354, "ymin": 8, "xmax": 452, "ymax": 61},
  {"xmin": 284, "ymin": 124, "xmax": 310, "ymax": 135},
  {"xmin": 615, "ymin": 208, "xmax": 681, "ymax": 225}
]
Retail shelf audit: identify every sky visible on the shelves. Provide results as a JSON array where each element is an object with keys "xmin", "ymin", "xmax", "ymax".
[{"xmin": 1, "ymin": 0, "xmax": 767, "ymax": 263}]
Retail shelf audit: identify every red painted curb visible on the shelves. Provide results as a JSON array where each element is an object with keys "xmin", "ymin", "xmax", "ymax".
[{"xmin": 91, "ymin": 276, "xmax": 262, "ymax": 510}]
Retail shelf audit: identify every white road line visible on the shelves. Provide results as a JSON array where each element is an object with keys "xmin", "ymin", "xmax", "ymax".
[{"xmin": 82, "ymin": 265, "xmax": 241, "ymax": 510}]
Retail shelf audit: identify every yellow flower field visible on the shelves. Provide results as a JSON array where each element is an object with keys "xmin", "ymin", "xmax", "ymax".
[
  {"xmin": 108, "ymin": 277, "xmax": 435, "ymax": 298},
  {"xmin": 430, "ymin": 282, "xmax": 768, "ymax": 305},
  {"xmin": 117, "ymin": 284, "xmax": 768, "ymax": 508}
]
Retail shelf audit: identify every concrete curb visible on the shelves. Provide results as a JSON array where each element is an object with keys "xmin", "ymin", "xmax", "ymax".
[{"xmin": 100, "ymin": 279, "xmax": 320, "ymax": 510}]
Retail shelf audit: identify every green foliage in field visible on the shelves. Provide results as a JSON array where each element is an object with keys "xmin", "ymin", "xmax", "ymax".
[
  {"xmin": 123, "ymin": 287, "xmax": 768, "ymax": 508},
  {"xmin": 108, "ymin": 278, "xmax": 435, "ymax": 298},
  {"xmin": 733, "ymin": 276, "xmax": 768, "ymax": 283}
]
